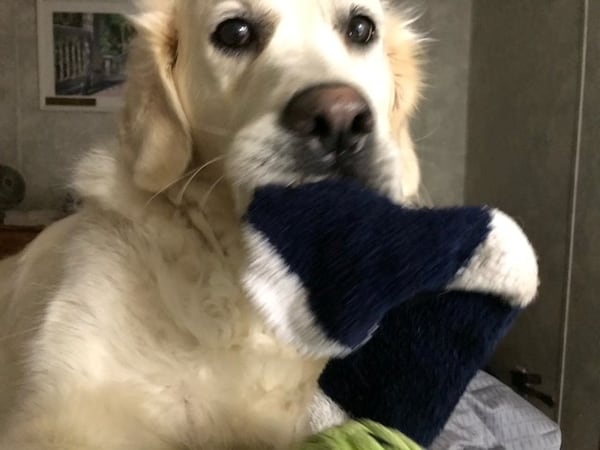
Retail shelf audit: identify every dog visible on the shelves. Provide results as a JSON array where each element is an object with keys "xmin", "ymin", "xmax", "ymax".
[{"xmin": 0, "ymin": 0, "xmax": 422, "ymax": 448}]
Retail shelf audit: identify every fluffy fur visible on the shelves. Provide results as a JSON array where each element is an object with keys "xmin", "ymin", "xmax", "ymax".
[{"xmin": 0, "ymin": 1, "xmax": 423, "ymax": 448}]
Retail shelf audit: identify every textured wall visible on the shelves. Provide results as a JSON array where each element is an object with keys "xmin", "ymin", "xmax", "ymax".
[
  {"xmin": 0, "ymin": 0, "xmax": 471, "ymax": 210},
  {"xmin": 466, "ymin": 1, "xmax": 600, "ymax": 448},
  {"xmin": 0, "ymin": 0, "xmax": 117, "ymax": 211},
  {"xmin": 466, "ymin": 0, "xmax": 584, "ymax": 420},
  {"xmin": 560, "ymin": 1, "xmax": 600, "ymax": 447},
  {"xmin": 413, "ymin": 0, "xmax": 473, "ymax": 206}
]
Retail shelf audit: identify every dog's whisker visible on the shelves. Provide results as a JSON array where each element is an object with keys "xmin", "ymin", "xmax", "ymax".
[
  {"xmin": 0, "ymin": 326, "xmax": 42, "ymax": 344},
  {"xmin": 194, "ymin": 123, "xmax": 233, "ymax": 137},
  {"xmin": 143, "ymin": 166, "xmax": 209, "ymax": 210},
  {"xmin": 201, "ymin": 175, "xmax": 225, "ymax": 209},
  {"xmin": 413, "ymin": 127, "xmax": 439, "ymax": 143},
  {"xmin": 417, "ymin": 183, "xmax": 434, "ymax": 208},
  {"xmin": 175, "ymin": 155, "xmax": 226, "ymax": 205}
]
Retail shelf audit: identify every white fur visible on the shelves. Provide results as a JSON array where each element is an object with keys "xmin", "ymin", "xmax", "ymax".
[
  {"xmin": 307, "ymin": 391, "xmax": 349, "ymax": 434},
  {"xmin": 0, "ymin": 1, "xmax": 423, "ymax": 448},
  {"xmin": 448, "ymin": 209, "xmax": 539, "ymax": 308},
  {"xmin": 0, "ymin": 154, "xmax": 326, "ymax": 450}
]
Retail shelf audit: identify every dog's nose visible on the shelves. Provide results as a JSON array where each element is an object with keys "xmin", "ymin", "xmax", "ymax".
[{"xmin": 281, "ymin": 84, "xmax": 374, "ymax": 159}]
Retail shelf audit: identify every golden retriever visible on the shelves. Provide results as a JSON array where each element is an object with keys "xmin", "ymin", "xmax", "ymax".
[{"xmin": 0, "ymin": 0, "xmax": 422, "ymax": 448}]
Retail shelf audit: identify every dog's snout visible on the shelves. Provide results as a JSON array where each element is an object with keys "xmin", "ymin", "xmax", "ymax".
[{"xmin": 281, "ymin": 84, "xmax": 374, "ymax": 158}]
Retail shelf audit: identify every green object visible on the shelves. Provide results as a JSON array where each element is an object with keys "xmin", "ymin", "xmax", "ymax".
[{"xmin": 298, "ymin": 421, "xmax": 422, "ymax": 450}]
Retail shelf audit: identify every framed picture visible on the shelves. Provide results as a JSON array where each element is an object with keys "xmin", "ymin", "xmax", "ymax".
[{"xmin": 37, "ymin": 0, "xmax": 135, "ymax": 112}]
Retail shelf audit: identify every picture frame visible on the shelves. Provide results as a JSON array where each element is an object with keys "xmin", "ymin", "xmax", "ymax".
[{"xmin": 37, "ymin": 0, "xmax": 135, "ymax": 112}]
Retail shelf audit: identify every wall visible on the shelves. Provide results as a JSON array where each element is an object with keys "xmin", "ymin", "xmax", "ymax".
[
  {"xmin": 413, "ymin": 0, "xmax": 472, "ymax": 206},
  {"xmin": 560, "ymin": 1, "xmax": 600, "ymax": 447},
  {"xmin": 0, "ymin": 0, "xmax": 117, "ymax": 212},
  {"xmin": 0, "ymin": 0, "xmax": 472, "ymax": 211},
  {"xmin": 466, "ymin": 1, "xmax": 599, "ymax": 448}
]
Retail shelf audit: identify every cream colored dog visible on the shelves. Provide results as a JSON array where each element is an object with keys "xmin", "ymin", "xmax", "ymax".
[{"xmin": 0, "ymin": 0, "xmax": 422, "ymax": 448}]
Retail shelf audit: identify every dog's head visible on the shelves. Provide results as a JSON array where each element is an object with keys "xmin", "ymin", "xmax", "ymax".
[{"xmin": 123, "ymin": 0, "xmax": 422, "ymax": 206}]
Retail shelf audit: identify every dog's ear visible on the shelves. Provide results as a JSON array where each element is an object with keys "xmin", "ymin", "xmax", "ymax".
[
  {"xmin": 384, "ymin": 10, "xmax": 423, "ymax": 200},
  {"xmin": 121, "ymin": 1, "xmax": 192, "ymax": 193}
]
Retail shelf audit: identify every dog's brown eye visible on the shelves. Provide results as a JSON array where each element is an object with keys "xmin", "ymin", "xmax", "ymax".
[
  {"xmin": 347, "ymin": 15, "xmax": 376, "ymax": 46},
  {"xmin": 213, "ymin": 18, "xmax": 255, "ymax": 52}
]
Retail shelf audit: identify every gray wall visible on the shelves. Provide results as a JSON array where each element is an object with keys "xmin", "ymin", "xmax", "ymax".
[
  {"xmin": 466, "ymin": 1, "xmax": 599, "ymax": 448},
  {"xmin": 414, "ymin": 0, "xmax": 472, "ymax": 206},
  {"xmin": 0, "ymin": 0, "xmax": 472, "ymax": 211},
  {"xmin": 561, "ymin": 1, "xmax": 600, "ymax": 447},
  {"xmin": 0, "ymin": 0, "xmax": 116, "ymax": 211}
]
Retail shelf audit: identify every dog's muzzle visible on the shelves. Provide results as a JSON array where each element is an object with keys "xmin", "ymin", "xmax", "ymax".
[{"xmin": 280, "ymin": 83, "xmax": 375, "ymax": 180}]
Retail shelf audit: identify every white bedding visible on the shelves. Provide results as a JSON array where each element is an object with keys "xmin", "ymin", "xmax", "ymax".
[{"xmin": 431, "ymin": 372, "xmax": 561, "ymax": 450}]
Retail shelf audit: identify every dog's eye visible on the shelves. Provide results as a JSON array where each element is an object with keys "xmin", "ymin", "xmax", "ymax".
[
  {"xmin": 213, "ymin": 18, "xmax": 255, "ymax": 52},
  {"xmin": 347, "ymin": 15, "xmax": 376, "ymax": 46}
]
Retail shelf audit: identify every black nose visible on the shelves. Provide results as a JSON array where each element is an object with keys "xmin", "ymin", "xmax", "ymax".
[{"xmin": 281, "ymin": 84, "xmax": 374, "ymax": 161}]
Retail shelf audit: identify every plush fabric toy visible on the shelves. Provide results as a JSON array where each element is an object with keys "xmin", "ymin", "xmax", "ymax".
[
  {"xmin": 298, "ymin": 420, "xmax": 421, "ymax": 450},
  {"xmin": 242, "ymin": 180, "xmax": 538, "ymax": 448}
]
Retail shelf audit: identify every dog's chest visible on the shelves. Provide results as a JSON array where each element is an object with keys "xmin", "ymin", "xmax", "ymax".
[{"xmin": 118, "ymin": 209, "xmax": 323, "ymax": 448}]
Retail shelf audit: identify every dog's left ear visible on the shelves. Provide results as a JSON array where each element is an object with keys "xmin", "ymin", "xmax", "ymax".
[
  {"xmin": 384, "ymin": 10, "xmax": 423, "ymax": 200},
  {"xmin": 121, "ymin": 1, "xmax": 192, "ymax": 193}
]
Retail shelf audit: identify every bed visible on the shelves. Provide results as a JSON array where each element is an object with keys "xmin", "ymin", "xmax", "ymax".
[{"xmin": 431, "ymin": 372, "xmax": 561, "ymax": 450}]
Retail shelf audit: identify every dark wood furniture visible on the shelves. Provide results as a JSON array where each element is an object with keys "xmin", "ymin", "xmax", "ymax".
[{"xmin": 0, "ymin": 225, "xmax": 44, "ymax": 259}]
